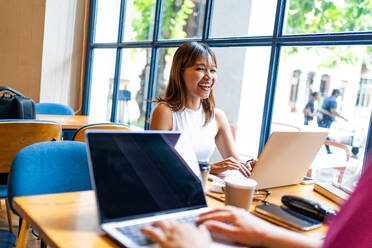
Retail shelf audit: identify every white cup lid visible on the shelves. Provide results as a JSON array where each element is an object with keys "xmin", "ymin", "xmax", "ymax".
[{"xmin": 224, "ymin": 176, "xmax": 257, "ymax": 189}]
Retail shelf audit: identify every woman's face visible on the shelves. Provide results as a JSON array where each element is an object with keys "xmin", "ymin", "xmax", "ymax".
[{"xmin": 182, "ymin": 55, "xmax": 217, "ymax": 100}]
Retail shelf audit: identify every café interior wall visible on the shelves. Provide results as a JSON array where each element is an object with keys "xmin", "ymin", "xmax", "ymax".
[{"xmin": 0, "ymin": 0, "xmax": 46, "ymax": 102}]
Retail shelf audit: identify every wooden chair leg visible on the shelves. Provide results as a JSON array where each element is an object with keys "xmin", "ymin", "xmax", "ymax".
[
  {"xmin": 16, "ymin": 219, "xmax": 29, "ymax": 248},
  {"xmin": 5, "ymin": 198, "xmax": 14, "ymax": 233}
]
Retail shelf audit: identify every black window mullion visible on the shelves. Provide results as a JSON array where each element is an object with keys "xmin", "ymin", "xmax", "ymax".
[
  {"xmin": 82, "ymin": 0, "xmax": 98, "ymax": 115},
  {"xmin": 273, "ymin": 0, "xmax": 286, "ymax": 38},
  {"xmin": 89, "ymin": 33, "xmax": 372, "ymax": 50},
  {"xmin": 278, "ymin": 33, "xmax": 372, "ymax": 46},
  {"xmin": 145, "ymin": 48, "xmax": 160, "ymax": 130},
  {"xmin": 144, "ymin": 0, "xmax": 164, "ymax": 130},
  {"xmin": 201, "ymin": 0, "xmax": 214, "ymax": 41},
  {"xmin": 258, "ymin": 44, "xmax": 281, "ymax": 155},
  {"xmin": 258, "ymin": 0, "xmax": 287, "ymax": 155},
  {"xmin": 110, "ymin": 0, "xmax": 127, "ymax": 122}
]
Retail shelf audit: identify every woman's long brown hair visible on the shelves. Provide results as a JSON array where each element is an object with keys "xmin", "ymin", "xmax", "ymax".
[{"xmin": 155, "ymin": 42, "xmax": 217, "ymax": 125}]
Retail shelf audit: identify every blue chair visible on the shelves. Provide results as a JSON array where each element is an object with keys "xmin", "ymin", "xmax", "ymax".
[
  {"xmin": 7, "ymin": 141, "xmax": 92, "ymax": 247},
  {"xmin": 0, "ymin": 232, "xmax": 16, "ymax": 248},
  {"xmin": 36, "ymin": 103, "xmax": 75, "ymax": 116},
  {"xmin": 36, "ymin": 103, "xmax": 75, "ymax": 139}
]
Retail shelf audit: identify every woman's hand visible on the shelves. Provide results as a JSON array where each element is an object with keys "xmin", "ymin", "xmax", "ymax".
[
  {"xmin": 141, "ymin": 220, "xmax": 212, "ymax": 248},
  {"xmin": 210, "ymin": 157, "xmax": 253, "ymax": 177},
  {"xmin": 197, "ymin": 206, "xmax": 273, "ymax": 247},
  {"xmin": 198, "ymin": 207, "xmax": 322, "ymax": 248}
]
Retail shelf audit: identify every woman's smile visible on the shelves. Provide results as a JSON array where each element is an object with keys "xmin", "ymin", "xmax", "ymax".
[
  {"xmin": 183, "ymin": 56, "xmax": 217, "ymax": 101},
  {"xmin": 198, "ymin": 82, "xmax": 212, "ymax": 91}
]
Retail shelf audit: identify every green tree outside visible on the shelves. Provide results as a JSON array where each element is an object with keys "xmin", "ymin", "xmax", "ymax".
[
  {"xmin": 130, "ymin": 0, "xmax": 196, "ymax": 123},
  {"xmin": 285, "ymin": 0, "xmax": 372, "ymax": 69}
]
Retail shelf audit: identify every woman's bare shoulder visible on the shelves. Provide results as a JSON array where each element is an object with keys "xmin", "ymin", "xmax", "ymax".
[
  {"xmin": 153, "ymin": 103, "xmax": 173, "ymax": 115},
  {"xmin": 150, "ymin": 103, "xmax": 173, "ymax": 130},
  {"xmin": 214, "ymin": 108, "xmax": 230, "ymax": 131},
  {"xmin": 214, "ymin": 108, "xmax": 227, "ymax": 121}
]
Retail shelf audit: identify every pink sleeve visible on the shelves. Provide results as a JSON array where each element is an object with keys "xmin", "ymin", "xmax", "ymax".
[{"xmin": 322, "ymin": 162, "xmax": 372, "ymax": 248}]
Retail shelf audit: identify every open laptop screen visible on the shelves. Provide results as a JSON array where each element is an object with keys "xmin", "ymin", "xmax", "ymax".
[{"xmin": 86, "ymin": 131, "xmax": 206, "ymax": 223}]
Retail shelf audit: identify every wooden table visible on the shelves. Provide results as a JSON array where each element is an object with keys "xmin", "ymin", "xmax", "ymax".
[
  {"xmin": 208, "ymin": 184, "xmax": 339, "ymax": 235},
  {"xmin": 36, "ymin": 114, "xmax": 110, "ymax": 140},
  {"xmin": 13, "ymin": 185, "xmax": 338, "ymax": 248},
  {"xmin": 36, "ymin": 114, "xmax": 106, "ymax": 130}
]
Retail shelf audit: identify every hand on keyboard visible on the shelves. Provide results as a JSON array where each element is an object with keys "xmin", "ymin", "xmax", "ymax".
[{"xmin": 141, "ymin": 220, "xmax": 211, "ymax": 248}]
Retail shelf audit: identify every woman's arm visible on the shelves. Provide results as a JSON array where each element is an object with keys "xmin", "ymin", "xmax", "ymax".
[
  {"xmin": 214, "ymin": 108, "xmax": 240, "ymax": 160},
  {"xmin": 211, "ymin": 109, "xmax": 251, "ymax": 176},
  {"xmin": 199, "ymin": 207, "xmax": 322, "ymax": 248},
  {"xmin": 150, "ymin": 103, "xmax": 173, "ymax": 130}
]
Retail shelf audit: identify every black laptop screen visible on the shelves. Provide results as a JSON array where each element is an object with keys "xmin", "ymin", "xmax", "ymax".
[{"xmin": 87, "ymin": 132, "xmax": 207, "ymax": 222}]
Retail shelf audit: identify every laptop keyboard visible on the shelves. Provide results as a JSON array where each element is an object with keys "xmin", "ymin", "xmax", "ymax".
[{"xmin": 116, "ymin": 214, "xmax": 199, "ymax": 246}]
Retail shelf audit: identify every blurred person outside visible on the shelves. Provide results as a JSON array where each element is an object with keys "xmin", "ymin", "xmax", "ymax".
[
  {"xmin": 303, "ymin": 92, "xmax": 319, "ymax": 125},
  {"xmin": 317, "ymin": 89, "xmax": 348, "ymax": 154}
]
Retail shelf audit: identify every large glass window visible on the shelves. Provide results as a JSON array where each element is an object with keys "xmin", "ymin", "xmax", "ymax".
[
  {"xmin": 210, "ymin": 0, "xmax": 277, "ymax": 38},
  {"xmin": 211, "ymin": 47, "xmax": 271, "ymax": 157},
  {"xmin": 284, "ymin": 0, "xmax": 372, "ymax": 35},
  {"xmin": 123, "ymin": 0, "xmax": 156, "ymax": 41},
  {"xmin": 88, "ymin": 49, "xmax": 117, "ymax": 121},
  {"xmin": 84, "ymin": 0, "xmax": 372, "ymax": 183},
  {"xmin": 273, "ymin": 45, "xmax": 372, "ymax": 183},
  {"xmin": 160, "ymin": 0, "xmax": 206, "ymax": 40},
  {"xmin": 117, "ymin": 48, "xmax": 151, "ymax": 128},
  {"xmin": 94, "ymin": 0, "xmax": 121, "ymax": 43},
  {"xmin": 154, "ymin": 47, "xmax": 177, "ymax": 99}
]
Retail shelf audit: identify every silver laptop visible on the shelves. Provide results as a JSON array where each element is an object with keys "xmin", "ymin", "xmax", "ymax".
[
  {"xmin": 86, "ymin": 130, "xmax": 242, "ymax": 248},
  {"xmin": 219, "ymin": 131, "xmax": 328, "ymax": 189}
]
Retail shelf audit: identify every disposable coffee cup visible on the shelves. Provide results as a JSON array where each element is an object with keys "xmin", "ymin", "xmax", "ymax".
[
  {"xmin": 224, "ymin": 176, "xmax": 257, "ymax": 211},
  {"xmin": 198, "ymin": 162, "xmax": 210, "ymax": 190}
]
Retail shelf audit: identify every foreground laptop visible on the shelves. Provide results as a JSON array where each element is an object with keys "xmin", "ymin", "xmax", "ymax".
[
  {"xmin": 86, "ymin": 130, "xmax": 242, "ymax": 248},
  {"xmin": 219, "ymin": 131, "xmax": 329, "ymax": 189}
]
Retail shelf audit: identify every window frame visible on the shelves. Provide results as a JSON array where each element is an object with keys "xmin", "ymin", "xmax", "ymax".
[{"xmin": 83, "ymin": 0, "xmax": 372, "ymax": 156}]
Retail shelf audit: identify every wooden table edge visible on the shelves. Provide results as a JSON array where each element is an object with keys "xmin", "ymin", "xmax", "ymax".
[{"xmin": 14, "ymin": 194, "xmax": 67, "ymax": 248}]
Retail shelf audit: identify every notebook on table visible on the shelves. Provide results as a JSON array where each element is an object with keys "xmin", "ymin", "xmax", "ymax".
[
  {"xmin": 217, "ymin": 131, "xmax": 329, "ymax": 190},
  {"xmin": 86, "ymin": 130, "xmax": 243, "ymax": 248}
]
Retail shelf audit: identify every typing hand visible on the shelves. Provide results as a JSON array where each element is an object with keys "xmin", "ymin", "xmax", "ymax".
[
  {"xmin": 211, "ymin": 157, "xmax": 252, "ymax": 177},
  {"xmin": 141, "ymin": 220, "xmax": 211, "ymax": 248},
  {"xmin": 246, "ymin": 159, "xmax": 257, "ymax": 171},
  {"xmin": 197, "ymin": 206, "xmax": 273, "ymax": 247}
]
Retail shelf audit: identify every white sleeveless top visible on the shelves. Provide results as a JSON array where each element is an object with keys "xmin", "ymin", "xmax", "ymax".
[{"xmin": 172, "ymin": 107, "xmax": 217, "ymax": 163}]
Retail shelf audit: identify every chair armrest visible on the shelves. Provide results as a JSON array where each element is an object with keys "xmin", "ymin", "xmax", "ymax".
[{"xmin": 324, "ymin": 140, "xmax": 350, "ymax": 162}]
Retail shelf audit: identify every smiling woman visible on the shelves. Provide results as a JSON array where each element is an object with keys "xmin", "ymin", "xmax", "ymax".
[{"xmin": 150, "ymin": 42, "xmax": 252, "ymax": 177}]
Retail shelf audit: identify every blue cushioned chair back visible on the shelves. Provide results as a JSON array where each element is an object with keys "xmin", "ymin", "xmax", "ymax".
[
  {"xmin": 36, "ymin": 103, "xmax": 75, "ymax": 115},
  {"xmin": 8, "ymin": 141, "xmax": 92, "ymax": 214}
]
